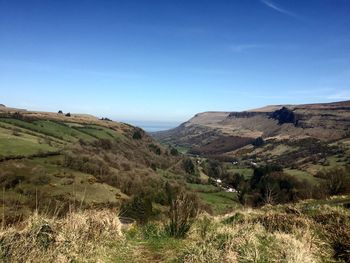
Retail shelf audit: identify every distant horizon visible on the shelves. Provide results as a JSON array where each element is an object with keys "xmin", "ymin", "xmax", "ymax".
[{"xmin": 1, "ymin": 0, "xmax": 349, "ymax": 122}]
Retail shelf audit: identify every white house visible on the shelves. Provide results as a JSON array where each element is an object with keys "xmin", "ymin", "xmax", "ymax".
[
  {"xmin": 250, "ymin": 162, "xmax": 258, "ymax": 167},
  {"xmin": 226, "ymin": 188, "xmax": 237, "ymax": 193}
]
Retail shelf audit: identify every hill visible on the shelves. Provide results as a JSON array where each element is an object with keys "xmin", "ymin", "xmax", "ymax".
[
  {"xmin": 153, "ymin": 100, "xmax": 350, "ymax": 148},
  {"xmin": 153, "ymin": 100, "xmax": 350, "ymax": 169},
  {"xmin": 0, "ymin": 105, "xmax": 191, "ymax": 223}
]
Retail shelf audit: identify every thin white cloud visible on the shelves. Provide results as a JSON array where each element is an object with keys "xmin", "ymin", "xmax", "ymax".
[
  {"xmin": 260, "ymin": 0, "xmax": 302, "ymax": 20},
  {"xmin": 326, "ymin": 91, "xmax": 350, "ymax": 101}
]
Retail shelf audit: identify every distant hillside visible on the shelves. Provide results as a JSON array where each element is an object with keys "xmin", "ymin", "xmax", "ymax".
[
  {"xmin": 152, "ymin": 100, "xmax": 350, "ymax": 171},
  {"xmin": 153, "ymin": 100, "xmax": 350, "ymax": 147}
]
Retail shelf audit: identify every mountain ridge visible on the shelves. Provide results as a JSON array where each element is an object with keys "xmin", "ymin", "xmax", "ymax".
[{"xmin": 152, "ymin": 100, "xmax": 350, "ymax": 156}]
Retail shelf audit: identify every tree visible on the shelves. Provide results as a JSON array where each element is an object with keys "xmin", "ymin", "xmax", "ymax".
[
  {"xmin": 121, "ymin": 194, "xmax": 153, "ymax": 224},
  {"xmin": 262, "ymin": 183, "xmax": 277, "ymax": 205},
  {"xmin": 225, "ymin": 172, "xmax": 244, "ymax": 188},
  {"xmin": 170, "ymin": 147, "xmax": 179, "ymax": 156},
  {"xmin": 318, "ymin": 168, "xmax": 350, "ymax": 195},
  {"xmin": 58, "ymin": 110, "xmax": 63, "ymax": 114},
  {"xmin": 65, "ymin": 112, "xmax": 71, "ymax": 117},
  {"xmin": 252, "ymin": 137, "xmax": 264, "ymax": 147},
  {"xmin": 207, "ymin": 160, "xmax": 223, "ymax": 178},
  {"xmin": 183, "ymin": 158, "xmax": 195, "ymax": 175},
  {"xmin": 237, "ymin": 182, "xmax": 248, "ymax": 205}
]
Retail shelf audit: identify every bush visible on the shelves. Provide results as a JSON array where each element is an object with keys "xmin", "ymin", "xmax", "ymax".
[
  {"xmin": 165, "ymin": 186, "xmax": 200, "ymax": 238},
  {"xmin": 132, "ymin": 130, "xmax": 142, "ymax": 140},
  {"xmin": 252, "ymin": 137, "xmax": 264, "ymax": 147},
  {"xmin": 183, "ymin": 158, "xmax": 195, "ymax": 175},
  {"xmin": 247, "ymin": 165, "xmax": 314, "ymax": 206},
  {"xmin": 121, "ymin": 194, "xmax": 153, "ymax": 224},
  {"xmin": 12, "ymin": 128, "xmax": 21, "ymax": 137},
  {"xmin": 224, "ymin": 172, "xmax": 244, "ymax": 189},
  {"xmin": 148, "ymin": 144, "xmax": 161, "ymax": 155},
  {"xmin": 206, "ymin": 160, "xmax": 223, "ymax": 178},
  {"xmin": 170, "ymin": 147, "xmax": 179, "ymax": 156},
  {"xmin": 316, "ymin": 168, "xmax": 350, "ymax": 195},
  {"xmin": 32, "ymin": 175, "xmax": 51, "ymax": 185},
  {"xmin": 0, "ymin": 175, "xmax": 25, "ymax": 189}
]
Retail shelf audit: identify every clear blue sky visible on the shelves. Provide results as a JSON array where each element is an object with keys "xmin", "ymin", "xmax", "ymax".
[{"xmin": 0, "ymin": 0, "xmax": 349, "ymax": 122}]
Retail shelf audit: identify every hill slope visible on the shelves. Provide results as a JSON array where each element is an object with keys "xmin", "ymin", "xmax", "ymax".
[{"xmin": 0, "ymin": 105, "xmax": 187, "ymax": 222}]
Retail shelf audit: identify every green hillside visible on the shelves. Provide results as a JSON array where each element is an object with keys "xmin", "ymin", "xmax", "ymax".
[{"xmin": 0, "ymin": 111, "xmax": 191, "ymax": 225}]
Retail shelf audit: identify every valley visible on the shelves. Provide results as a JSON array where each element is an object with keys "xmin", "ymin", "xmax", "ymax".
[{"xmin": 0, "ymin": 102, "xmax": 349, "ymax": 262}]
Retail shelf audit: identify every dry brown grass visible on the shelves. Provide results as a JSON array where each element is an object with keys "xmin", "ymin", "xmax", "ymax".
[
  {"xmin": 181, "ymin": 208, "xmax": 332, "ymax": 263},
  {"xmin": 0, "ymin": 210, "xmax": 122, "ymax": 262}
]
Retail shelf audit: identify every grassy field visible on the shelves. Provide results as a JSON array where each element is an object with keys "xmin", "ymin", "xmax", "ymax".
[
  {"xmin": 267, "ymin": 144, "xmax": 299, "ymax": 156},
  {"xmin": 0, "ymin": 118, "xmax": 128, "ymax": 159},
  {"xmin": 305, "ymin": 154, "xmax": 348, "ymax": 175},
  {"xmin": 0, "ymin": 118, "xmax": 96, "ymax": 142},
  {"xmin": 0, "ymin": 156, "xmax": 125, "ymax": 221},
  {"xmin": 76, "ymin": 125, "xmax": 124, "ymax": 140},
  {"xmin": 226, "ymin": 166, "xmax": 254, "ymax": 179},
  {"xmin": 187, "ymin": 183, "xmax": 241, "ymax": 214},
  {"xmin": 199, "ymin": 191, "xmax": 241, "ymax": 214},
  {"xmin": 284, "ymin": 168, "xmax": 319, "ymax": 184},
  {"xmin": 0, "ymin": 126, "xmax": 58, "ymax": 158},
  {"xmin": 187, "ymin": 183, "xmax": 219, "ymax": 193}
]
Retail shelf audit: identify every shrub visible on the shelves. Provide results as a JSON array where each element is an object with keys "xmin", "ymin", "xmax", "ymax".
[
  {"xmin": 170, "ymin": 147, "xmax": 179, "ymax": 156},
  {"xmin": 32, "ymin": 175, "xmax": 51, "ymax": 185},
  {"xmin": 12, "ymin": 128, "xmax": 21, "ymax": 137},
  {"xmin": 148, "ymin": 144, "xmax": 161, "ymax": 155},
  {"xmin": 121, "ymin": 194, "xmax": 153, "ymax": 224},
  {"xmin": 252, "ymin": 137, "xmax": 264, "ymax": 147},
  {"xmin": 311, "ymin": 209, "xmax": 350, "ymax": 262},
  {"xmin": 316, "ymin": 168, "xmax": 350, "ymax": 195},
  {"xmin": 165, "ymin": 187, "xmax": 200, "ymax": 238},
  {"xmin": 205, "ymin": 159, "xmax": 224, "ymax": 178},
  {"xmin": 183, "ymin": 158, "xmax": 195, "ymax": 175},
  {"xmin": 224, "ymin": 172, "xmax": 244, "ymax": 189},
  {"xmin": 0, "ymin": 175, "xmax": 25, "ymax": 189},
  {"xmin": 132, "ymin": 130, "xmax": 142, "ymax": 140}
]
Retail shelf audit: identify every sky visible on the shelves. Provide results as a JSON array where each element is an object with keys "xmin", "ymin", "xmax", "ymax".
[{"xmin": 0, "ymin": 0, "xmax": 350, "ymax": 123}]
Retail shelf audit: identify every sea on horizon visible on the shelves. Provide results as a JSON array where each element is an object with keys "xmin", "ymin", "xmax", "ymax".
[{"xmin": 120, "ymin": 120, "xmax": 181, "ymax": 132}]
